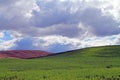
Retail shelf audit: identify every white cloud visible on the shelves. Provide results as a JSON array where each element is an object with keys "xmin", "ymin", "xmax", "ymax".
[
  {"xmin": 40, "ymin": 35, "xmax": 80, "ymax": 47},
  {"xmin": 0, "ymin": 0, "xmax": 120, "ymax": 37},
  {"xmin": 0, "ymin": 39, "xmax": 17, "ymax": 50},
  {"xmin": 0, "ymin": 0, "xmax": 39, "ymax": 19},
  {"xmin": 31, "ymin": 35, "xmax": 81, "ymax": 51},
  {"xmin": 0, "ymin": 33, "xmax": 119, "ymax": 52},
  {"xmin": 0, "ymin": 32, "xmax": 4, "ymax": 38},
  {"xmin": 31, "ymin": 34, "xmax": 120, "ymax": 52},
  {"xmin": 82, "ymin": 0, "xmax": 120, "ymax": 21},
  {"xmin": 80, "ymin": 34, "xmax": 120, "ymax": 48},
  {"xmin": 0, "ymin": 0, "xmax": 120, "ymax": 52}
]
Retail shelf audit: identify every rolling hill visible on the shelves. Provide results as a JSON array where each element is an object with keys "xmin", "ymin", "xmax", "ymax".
[
  {"xmin": 0, "ymin": 50, "xmax": 51, "ymax": 59},
  {"xmin": 0, "ymin": 45, "xmax": 119, "ymax": 80},
  {"xmin": 54, "ymin": 45, "xmax": 120, "ymax": 57}
]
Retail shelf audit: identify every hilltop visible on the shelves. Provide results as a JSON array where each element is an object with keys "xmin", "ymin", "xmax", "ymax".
[{"xmin": 0, "ymin": 50, "xmax": 51, "ymax": 59}]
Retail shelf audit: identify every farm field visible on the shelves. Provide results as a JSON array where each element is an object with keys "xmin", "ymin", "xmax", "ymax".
[{"xmin": 0, "ymin": 45, "xmax": 120, "ymax": 80}]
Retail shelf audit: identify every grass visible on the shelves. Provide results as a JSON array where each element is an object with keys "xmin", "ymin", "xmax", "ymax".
[{"xmin": 0, "ymin": 45, "xmax": 120, "ymax": 80}]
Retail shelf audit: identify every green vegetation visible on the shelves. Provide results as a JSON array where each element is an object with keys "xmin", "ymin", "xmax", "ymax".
[{"xmin": 0, "ymin": 45, "xmax": 120, "ymax": 80}]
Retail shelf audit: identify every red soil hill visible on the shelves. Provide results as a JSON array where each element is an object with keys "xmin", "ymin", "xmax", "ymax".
[{"xmin": 0, "ymin": 50, "xmax": 52, "ymax": 59}]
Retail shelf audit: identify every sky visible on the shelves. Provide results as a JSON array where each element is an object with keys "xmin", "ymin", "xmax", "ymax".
[{"xmin": 0, "ymin": 0, "xmax": 120, "ymax": 53}]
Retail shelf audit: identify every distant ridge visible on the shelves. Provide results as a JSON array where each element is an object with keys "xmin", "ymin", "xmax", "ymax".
[{"xmin": 0, "ymin": 50, "xmax": 52, "ymax": 59}]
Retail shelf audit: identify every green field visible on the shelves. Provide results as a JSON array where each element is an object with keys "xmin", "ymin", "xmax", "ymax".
[{"xmin": 0, "ymin": 46, "xmax": 120, "ymax": 80}]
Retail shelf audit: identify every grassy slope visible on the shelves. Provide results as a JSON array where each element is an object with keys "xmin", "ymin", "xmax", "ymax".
[{"xmin": 0, "ymin": 46, "xmax": 120, "ymax": 80}]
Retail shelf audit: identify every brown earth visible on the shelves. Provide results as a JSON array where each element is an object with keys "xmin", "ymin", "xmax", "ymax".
[{"xmin": 0, "ymin": 50, "xmax": 52, "ymax": 59}]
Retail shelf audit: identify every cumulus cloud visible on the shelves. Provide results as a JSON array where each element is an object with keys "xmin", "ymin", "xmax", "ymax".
[
  {"xmin": 80, "ymin": 34, "xmax": 120, "ymax": 48},
  {"xmin": 13, "ymin": 34, "xmax": 120, "ymax": 52},
  {"xmin": 80, "ymin": 8, "xmax": 120, "ymax": 36},
  {"xmin": 0, "ymin": 0, "xmax": 120, "ymax": 52},
  {"xmin": 0, "ymin": 0, "xmax": 120, "ymax": 37},
  {"xmin": 13, "ymin": 36, "xmax": 81, "ymax": 52},
  {"xmin": 0, "ymin": 39, "xmax": 17, "ymax": 50},
  {"xmin": 0, "ymin": 32, "xmax": 4, "ymax": 38},
  {"xmin": 0, "ymin": 0, "xmax": 39, "ymax": 30}
]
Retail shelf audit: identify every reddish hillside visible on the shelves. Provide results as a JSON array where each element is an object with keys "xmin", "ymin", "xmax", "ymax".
[{"xmin": 0, "ymin": 50, "xmax": 52, "ymax": 59}]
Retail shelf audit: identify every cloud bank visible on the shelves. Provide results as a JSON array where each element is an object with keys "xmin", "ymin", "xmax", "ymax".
[{"xmin": 0, "ymin": 0, "xmax": 120, "ymax": 52}]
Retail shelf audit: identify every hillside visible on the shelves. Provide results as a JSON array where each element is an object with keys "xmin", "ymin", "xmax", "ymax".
[
  {"xmin": 0, "ymin": 45, "xmax": 120, "ymax": 80},
  {"xmin": 53, "ymin": 45, "xmax": 120, "ymax": 57},
  {"xmin": 0, "ymin": 50, "xmax": 51, "ymax": 59}
]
